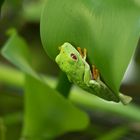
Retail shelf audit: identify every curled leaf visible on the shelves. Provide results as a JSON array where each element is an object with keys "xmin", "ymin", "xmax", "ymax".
[{"xmin": 40, "ymin": 0, "xmax": 140, "ymax": 95}]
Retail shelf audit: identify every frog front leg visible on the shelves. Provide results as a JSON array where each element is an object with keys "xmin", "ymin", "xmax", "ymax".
[
  {"xmin": 77, "ymin": 47, "xmax": 91, "ymax": 85},
  {"xmin": 77, "ymin": 47, "xmax": 100, "ymax": 87},
  {"xmin": 83, "ymin": 59, "xmax": 100, "ymax": 87},
  {"xmin": 77, "ymin": 47, "xmax": 87, "ymax": 60},
  {"xmin": 83, "ymin": 59, "xmax": 101, "ymax": 88}
]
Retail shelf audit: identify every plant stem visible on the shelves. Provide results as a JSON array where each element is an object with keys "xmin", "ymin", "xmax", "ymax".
[
  {"xmin": 3, "ymin": 112, "xmax": 22, "ymax": 126},
  {"xmin": 0, "ymin": 113, "xmax": 22, "ymax": 140},
  {"xmin": 0, "ymin": 118, "xmax": 6, "ymax": 140},
  {"xmin": 1, "ymin": 64, "xmax": 140, "ymax": 122},
  {"xmin": 56, "ymin": 71, "xmax": 72, "ymax": 98},
  {"xmin": 0, "ymin": 64, "xmax": 24, "ymax": 87},
  {"xmin": 70, "ymin": 90, "xmax": 140, "ymax": 122}
]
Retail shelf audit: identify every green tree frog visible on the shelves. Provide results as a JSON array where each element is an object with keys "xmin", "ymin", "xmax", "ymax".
[{"xmin": 55, "ymin": 42, "xmax": 132, "ymax": 105}]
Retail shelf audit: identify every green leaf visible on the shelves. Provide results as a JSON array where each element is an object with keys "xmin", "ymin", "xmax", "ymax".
[
  {"xmin": 40, "ymin": 0, "xmax": 140, "ymax": 95},
  {"xmin": 2, "ymin": 29, "xmax": 38, "ymax": 79},
  {"xmin": 23, "ymin": 74, "xmax": 89, "ymax": 139},
  {"xmin": 1, "ymin": 29, "xmax": 89, "ymax": 139}
]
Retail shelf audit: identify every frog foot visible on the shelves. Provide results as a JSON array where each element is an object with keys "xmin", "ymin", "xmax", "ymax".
[
  {"xmin": 77, "ymin": 47, "xmax": 87, "ymax": 60},
  {"xmin": 92, "ymin": 65, "xmax": 100, "ymax": 80}
]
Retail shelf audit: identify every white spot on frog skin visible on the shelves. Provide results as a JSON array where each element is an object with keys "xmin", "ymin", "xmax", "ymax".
[{"xmin": 89, "ymin": 80, "xmax": 100, "ymax": 86}]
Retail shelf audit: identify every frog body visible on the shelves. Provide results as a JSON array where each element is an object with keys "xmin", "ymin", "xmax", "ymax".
[{"xmin": 55, "ymin": 42, "xmax": 132, "ymax": 105}]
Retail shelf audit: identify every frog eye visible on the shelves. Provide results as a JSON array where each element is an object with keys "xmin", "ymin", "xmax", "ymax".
[{"xmin": 70, "ymin": 53, "xmax": 78, "ymax": 61}]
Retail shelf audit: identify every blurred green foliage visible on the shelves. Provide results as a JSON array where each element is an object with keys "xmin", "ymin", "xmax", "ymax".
[
  {"xmin": 0, "ymin": 0, "xmax": 4, "ymax": 11},
  {"xmin": 0, "ymin": 0, "xmax": 140, "ymax": 140},
  {"xmin": 2, "ymin": 29, "xmax": 89, "ymax": 139}
]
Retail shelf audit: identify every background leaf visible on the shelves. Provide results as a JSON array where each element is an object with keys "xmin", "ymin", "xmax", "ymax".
[
  {"xmin": 1, "ymin": 30, "xmax": 89, "ymax": 139},
  {"xmin": 40, "ymin": 0, "xmax": 140, "ymax": 95},
  {"xmin": 2, "ymin": 29, "xmax": 38, "ymax": 78},
  {"xmin": 23, "ymin": 74, "xmax": 89, "ymax": 139}
]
